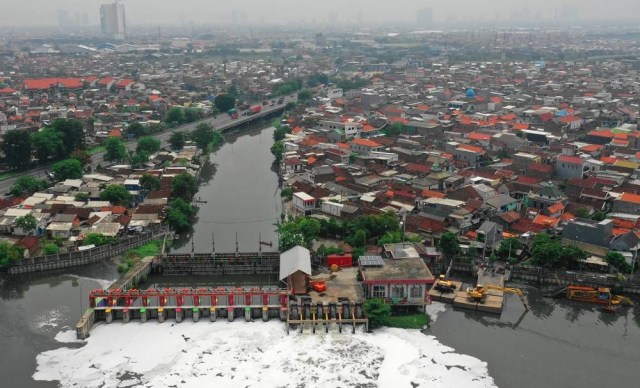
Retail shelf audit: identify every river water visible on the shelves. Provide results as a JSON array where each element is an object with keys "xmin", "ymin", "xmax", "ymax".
[
  {"xmin": 172, "ymin": 124, "xmax": 281, "ymax": 254},
  {"xmin": 1, "ymin": 124, "xmax": 639, "ymax": 387}
]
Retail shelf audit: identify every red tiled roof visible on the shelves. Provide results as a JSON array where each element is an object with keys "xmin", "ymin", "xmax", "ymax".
[
  {"xmin": 558, "ymin": 115, "xmax": 581, "ymax": 124},
  {"xmin": 456, "ymin": 144, "xmax": 485, "ymax": 154},
  {"xmin": 580, "ymin": 144, "xmax": 603, "ymax": 152},
  {"xmin": 533, "ymin": 214, "xmax": 560, "ymax": 228},
  {"xmin": 421, "ymin": 189, "xmax": 445, "ymax": 199},
  {"xmin": 468, "ymin": 132, "xmax": 492, "ymax": 141},
  {"xmin": 350, "ymin": 138, "xmax": 381, "ymax": 148},
  {"xmin": 620, "ymin": 192, "xmax": 640, "ymax": 204},
  {"xmin": 547, "ymin": 202, "xmax": 565, "ymax": 214},
  {"xmin": 23, "ymin": 78, "xmax": 83, "ymax": 90},
  {"xmin": 0, "ymin": 87, "xmax": 16, "ymax": 94},
  {"xmin": 512, "ymin": 123, "xmax": 529, "ymax": 130},
  {"xmin": 558, "ymin": 155, "xmax": 583, "ymax": 164}
]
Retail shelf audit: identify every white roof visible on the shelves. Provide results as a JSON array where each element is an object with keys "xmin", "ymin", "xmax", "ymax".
[
  {"xmin": 22, "ymin": 196, "xmax": 47, "ymax": 207},
  {"xmin": 63, "ymin": 179, "xmax": 83, "ymax": 188},
  {"xmin": 5, "ymin": 208, "xmax": 32, "ymax": 217},
  {"xmin": 279, "ymin": 246, "xmax": 312, "ymax": 280},
  {"xmin": 293, "ymin": 192, "xmax": 315, "ymax": 201}
]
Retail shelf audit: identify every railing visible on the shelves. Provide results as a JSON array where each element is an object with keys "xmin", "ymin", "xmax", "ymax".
[{"xmin": 8, "ymin": 226, "xmax": 170, "ymax": 275}]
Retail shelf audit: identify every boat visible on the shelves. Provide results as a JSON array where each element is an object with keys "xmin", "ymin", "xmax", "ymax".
[
  {"xmin": 566, "ymin": 286, "xmax": 634, "ymax": 306},
  {"xmin": 601, "ymin": 305, "xmax": 618, "ymax": 314}
]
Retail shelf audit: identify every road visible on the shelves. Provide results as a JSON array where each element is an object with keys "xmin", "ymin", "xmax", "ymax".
[{"xmin": 0, "ymin": 94, "xmax": 297, "ymax": 193}]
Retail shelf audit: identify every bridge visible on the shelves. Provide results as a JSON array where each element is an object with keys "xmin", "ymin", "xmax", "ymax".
[{"xmin": 153, "ymin": 252, "xmax": 281, "ymax": 276}]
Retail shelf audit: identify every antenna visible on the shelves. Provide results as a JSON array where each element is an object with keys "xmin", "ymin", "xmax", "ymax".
[{"xmin": 235, "ymin": 232, "xmax": 239, "ymax": 258}]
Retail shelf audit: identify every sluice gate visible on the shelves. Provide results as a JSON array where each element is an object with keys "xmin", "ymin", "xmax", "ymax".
[{"xmin": 153, "ymin": 252, "xmax": 280, "ymax": 276}]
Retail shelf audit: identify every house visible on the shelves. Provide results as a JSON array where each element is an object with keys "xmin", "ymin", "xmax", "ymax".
[
  {"xmin": 562, "ymin": 218, "xmax": 613, "ymax": 248},
  {"xmin": 612, "ymin": 192, "xmax": 640, "ymax": 215},
  {"xmin": 477, "ymin": 221, "xmax": 500, "ymax": 250},
  {"xmin": 279, "ymin": 246, "xmax": 312, "ymax": 294},
  {"xmin": 292, "ymin": 192, "xmax": 316, "ymax": 215},
  {"xmin": 349, "ymin": 138, "xmax": 382, "ymax": 154},
  {"xmin": 485, "ymin": 194, "xmax": 519, "ymax": 213},
  {"xmin": 555, "ymin": 155, "xmax": 586, "ymax": 178},
  {"xmin": 360, "ymin": 243, "xmax": 435, "ymax": 308},
  {"xmin": 47, "ymin": 222, "xmax": 74, "ymax": 238},
  {"xmin": 527, "ymin": 183, "xmax": 566, "ymax": 211}
]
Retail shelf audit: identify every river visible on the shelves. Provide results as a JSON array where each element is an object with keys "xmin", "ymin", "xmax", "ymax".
[
  {"xmin": 1, "ymin": 124, "xmax": 640, "ymax": 387},
  {"xmin": 172, "ymin": 124, "xmax": 281, "ymax": 254}
]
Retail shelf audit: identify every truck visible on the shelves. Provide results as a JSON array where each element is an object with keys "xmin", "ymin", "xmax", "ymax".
[
  {"xmin": 228, "ymin": 108, "xmax": 238, "ymax": 119},
  {"xmin": 249, "ymin": 105, "xmax": 261, "ymax": 115}
]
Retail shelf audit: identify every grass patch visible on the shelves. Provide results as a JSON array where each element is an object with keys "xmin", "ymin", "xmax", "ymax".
[
  {"xmin": 87, "ymin": 145, "xmax": 106, "ymax": 155},
  {"xmin": 124, "ymin": 240, "xmax": 162, "ymax": 261},
  {"xmin": 381, "ymin": 313, "xmax": 430, "ymax": 329},
  {"xmin": 117, "ymin": 240, "xmax": 162, "ymax": 273}
]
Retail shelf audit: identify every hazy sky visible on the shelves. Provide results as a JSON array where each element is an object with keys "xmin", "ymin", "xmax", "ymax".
[{"xmin": 2, "ymin": 0, "xmax": 640, "ymax": 27}]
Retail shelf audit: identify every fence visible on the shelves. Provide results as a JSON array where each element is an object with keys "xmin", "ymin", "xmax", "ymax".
[{"xmin": 8, "ymin": 227, "xmax": 170, "ymax": 275}]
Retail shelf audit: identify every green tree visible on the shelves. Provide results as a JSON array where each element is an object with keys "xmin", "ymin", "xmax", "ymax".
[
  {"xmin": 497, "ymin": 237, "xmax": 522, "ymax": 258},
  {"xmin": 44, "ymin": 243, "xmax": 59, "ymax": 255},
  {"xmin": 273, "ymin": 127, "xmax": 287, "ymax": 142},
  {"xmin": 167, "ymin": 198, "xmax": 196, "ymax": 233},
  {"xmin": 605, "ymin": 251, "xmax": 632, "ymax": 273},
  {"xmin": 184, "ymin": 107, "xmax": 199, "ymax": 123},
  {"xmin": 171, "ymin": 172, "xmax": 198, "ymax": 201},
  {"xmin": 363, "ymin": 299, "xmax": 392, "ymax": 329},
  {"xmin": 378, "ymin": 230, "xmax": 404, "ymax": 246},
  {"xmin": 130, "ymin": 150, "xmax": 150, "ymax": 168},
  {"xmin": 298, "ymin": 89, "xmax": 313, "ymax": 104},
  {"xmin": 575, "ymin": 208, "xmax": 591, "ymax": 219},
  {"xmin": 0, "ymin": 242, "xmax": 24, "ymax": 267},
  {"xmin": 74, "ymin": 192, "xmax": 89, "ymax": 202},
  {"xmin": 52, "ymin": 159, "xmax": 83, "ymax": 181},
  {"xmin": 281, "ymin": 187, "xmax": 293, "ymax": 200},
  {"xmin": 346, "ymin": 229, "xmax": 367, "ymax": 248},
  {"xmin": 2, "ymin": 130, "xmax": 32, "ymax": 170},
  {"xmin": 438, "ymin": 232, "xmax": 461, "ymax": 260},
  {"xmin": 190, "ymin": 123, "xmax": 215, "ymax": 149},
  {"xmin": 31, "ymin": 128, "xmax": 66, "ymax": 163},
  {"xmin": 136, "ymin": 137, "xmax": 161, "ymax": 154},
  {"xmin": 165, "ymin": 107, "xmax": 185, "ymax": 125},
  {"xmin": 169, "ymin": 131, "xmax": 188, "ymax": 150},
  {"xmin": 84, "ymin": 233, "xmax": 116, "ymax": 246},
  {"xmin": 104, "ymin": 137, "xmax": 128, "ymax": 162},
  {"xmin": 126, "ymin": 122, "xmax": 146, "ymax": 138},
  {"xmin": 382, "ymin": 122, "xmax": 403, "ymax": 137},
  {"xmin": 307, "ymin": 73, "xmax": 329, "ymax": 87},
  {"xmin": 270, "ymin": 141, "xmax": 284, "ymax": 163},
  {"xmin": 100, "ymin": 184, "xmax": 132, "ymax": 206},
  {"xmin": 139, "ymin": 173, "xmax": 161, "ymax": 191},
  {"xmin": 15, "ymin": 214, "xmax": 37, "ymax": 235},
  {"xmin": 51, "ymin": 118, "xmax": 85, "ymax": 152},
  {"xmin": 278, "ymin": 228, "xmax": 306, "ymax": 252},
  {"xmin": 214, "ymin": 93, "xmax": 236, "ymax": 112},
  {"xmin": 70, "ymin": 150, "xmax": 91, "ymax": 166},
  {"xmin": 10, "ymin": 176, "xmax": 48, "ymax": 196}
]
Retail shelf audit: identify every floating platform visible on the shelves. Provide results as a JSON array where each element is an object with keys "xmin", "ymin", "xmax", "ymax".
[
  {"xmin": 452, "ymin": 290, "xmax": 504, "ymax": 314},
  {"xmin": 427, "ymin": 281, "xmax": 464, "ymax": 303}
]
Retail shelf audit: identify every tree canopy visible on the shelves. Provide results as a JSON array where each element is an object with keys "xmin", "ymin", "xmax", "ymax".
[
  {"xmin": 0, "ymin": 242, "xmax": 24, "ymax": 267},
  {"xmin": 104, "ymin": 137, "xmax": 128, "ymax": 162},
  {"xmin": 169, "ymin": 131, "xmax": 188, "ymax": 150},
  {"xmin": 190, "ymin": 123, "xmax": 215, "ymax": 149},
  {"xmin": 363, "ymin": 299, "xmax": 392, "ymax": 329},
  {"xmin": 52, "ymin": 159, "xmax": 83, "ymax": 181},
  {"xmin": 10, "ymin": 176, "xmax": 48, "ymax": 196},
  {"xmin": 15, "ymin": 214, "xmax": 37, "ymax": 235},
  {"xmin": 297, "ymin": 89, "xmax": 313, "ymax": 104},
  {"xmin": 171, "ymin": 172, "xmax": 198, "ymax": 201},
  {"xmin": 214, "ymin": 93, "xmax": 236, "ymax": 112},
  {"xmin": 382, "ymin": 122, "xmax": 403, "ymax": 137},
  {"xmin": 2, "ymin": 130, "xmax": 32, "ymax": 170},
  {"xmin": 139, "ymin": 173, "xmax": 161, "ymax": 191},
  {"xmin": 165, "ymin": 107, "xmax": 185, "ymax": 126},
  {"xmin": 167, "ymin": 198, "xmax": 196, "ymax": 233},
  {"xmin": 50, "ymin": 118, "xmax": 85, "ymax": 152},
  {"xmin": 136, "ymin": 136, "xmax": 160, "ymax": 154},
  {"xmin": 100, "ymin": 184, "xmax": 132, "ymax": 206},
  {"xmin": 126, "ymin": 122, "xmax": 146, "ymax": 138},
  {"xmin": 605, "ymin": 251, "xmax": 632, "ymax": 273},
  {"xmin": 438, "ymin": 232, "xmax": 461, "ymax": 260},
  {"xmin": 84, "ymin": 233, "xmax": 116, "ymax": 246},
  {"xmin": 32, "ymin": 128, "xmax": 66, "ymax": 163},
  {"xmin": 530, "ymin": 233, "xmax": 586, "ymax": 268}
]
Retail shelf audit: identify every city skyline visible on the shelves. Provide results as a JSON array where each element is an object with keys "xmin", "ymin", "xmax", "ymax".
[{"xmin": 2, "ymin": 0, "xmax": 640, "ymax": 27}]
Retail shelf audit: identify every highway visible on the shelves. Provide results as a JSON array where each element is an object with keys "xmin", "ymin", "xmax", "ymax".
[{"xmin": 0, "ymin": 94, "xmax": 297, "ymax": 193}]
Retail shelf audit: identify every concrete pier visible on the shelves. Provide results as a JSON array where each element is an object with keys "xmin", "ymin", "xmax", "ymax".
[{"xmin": 427, "ymin": 281, "xmax": 464, "ymax": 303}]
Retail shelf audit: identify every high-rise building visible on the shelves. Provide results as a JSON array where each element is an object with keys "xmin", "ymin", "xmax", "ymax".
[
  {"xmin": 100, "ymin": 1, "xmax": 126, "ymax": 40},
  {"xmin": 57, "ymin": 9, "xmax": 69, "ymax": 28},
  {"xmin": 416, "ymin": 8, "xmax": 433, "ymax": 27}
]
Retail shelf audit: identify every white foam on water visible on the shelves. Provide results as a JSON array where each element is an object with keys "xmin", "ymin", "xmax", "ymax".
[
  {"xmin": 425, "ymin": 301, "xmax": 447, "ymax": 323},
  {"xmin": 54, "ymin": 329, "xmax": 83, "ymax": 344},
  {"xmin": 32, "ymin": 306, "xmax": 67, "ymax": 331},
  {"xmin": 67, "ymin": 274, "xmax": 117, "ymax": 290},
  {"xmin": 35, "ymin": 321, "xmax": 496, "ymax": 388}
]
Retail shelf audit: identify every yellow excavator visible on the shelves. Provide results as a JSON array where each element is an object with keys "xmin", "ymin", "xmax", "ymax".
[
  {"xmin": 466, "ymin": 284, "xmax": 529, "ymax": 311},
  {"xmin": 434, "ymin": 275, "xmax": 457, "ymax": 293}
]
